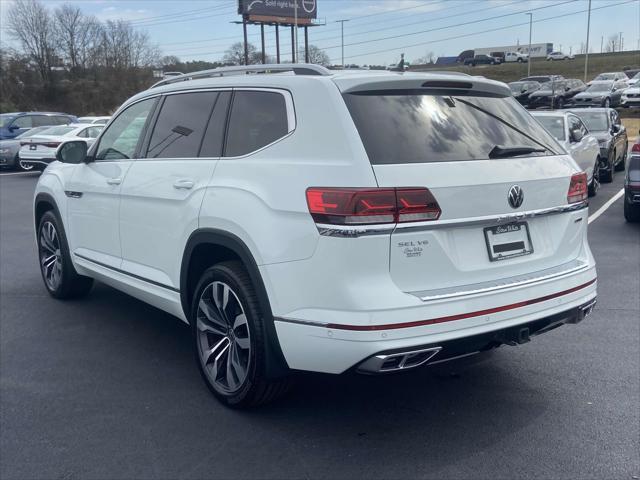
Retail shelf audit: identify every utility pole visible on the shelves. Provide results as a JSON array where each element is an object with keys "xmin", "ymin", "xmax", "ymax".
[
  {"xmin": 294, "ymin": 0, "xmax": 298, "ymax": 63},
  {"xmin": 335, "ymin": 19, "xmax": 349, "ymax": 68},
  {"xmin": 619, "ymin": 32, "xmax": 623, "ymax": 52},
  {"xmin": 526, "ymin": 13, "xmax": 532, "ymax": 76},
  {"xmin": 584, "ymin": 0, "xmax": 591, "ymax": 83},
  {"xmin": 600, "ymin": 36, "xmax": 603, "ymax": 53}
]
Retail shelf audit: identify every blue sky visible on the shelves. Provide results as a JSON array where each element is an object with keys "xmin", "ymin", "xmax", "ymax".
[{"xmin": 1, "ymin": 0, "xmax": 639, "ymax": 65}]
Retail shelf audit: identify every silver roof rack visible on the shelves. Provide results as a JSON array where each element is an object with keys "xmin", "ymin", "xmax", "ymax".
[{"xmin": 150, "ymin": 64, "xmax": 332, "ymax": 88}]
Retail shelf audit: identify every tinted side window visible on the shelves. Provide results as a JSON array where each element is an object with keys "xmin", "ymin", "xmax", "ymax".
[
  {"xmin": 225, "ymin": 91, "xmax": 289, "ymax": 157},
  {"xmin": 86, "ymin": 127, "xmax": 102, "ymax": 138},
  {"xmin": 12, "ymin": 116, "xmax": 32, "ymax": 128},
  {"xmin": 32, "ymin": 115, "xmax": 56, "ymax": 127},
  {"xmin": 200, "ymin": 91, "xmax": 231, "ymax": 157},
  {"xmin": 96, "ymin": 98, "xmax": 155, "ymax": 161},
  {"xmin": 147, "ymin": 92, "xmax": 218, "ymax": 159},
  {"xmin": 55, "ymin": 116, "xmax": 71, "ymax": 125}
]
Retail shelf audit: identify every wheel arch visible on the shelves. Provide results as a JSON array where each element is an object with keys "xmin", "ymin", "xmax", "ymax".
[
  {"xmin": 180, "ymin": 228, "xmax": 289, "ymax": 377},
  {"xmin": 34, "ymin": 192, "xmax": 62, "ymax": 232}
]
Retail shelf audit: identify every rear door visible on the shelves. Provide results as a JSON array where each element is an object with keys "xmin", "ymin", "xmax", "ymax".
[
  {"xmin": 118, "ymin": 90, "xmax": 230, "ymax": 289},
  {"xmin": 343, "ymin": 88, "xmax": 585, "ymax": 294}
]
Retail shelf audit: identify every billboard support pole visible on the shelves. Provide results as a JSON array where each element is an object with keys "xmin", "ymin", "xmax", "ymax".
[
  {"xmin": 526, "ymin": 13, "xmax": 532, "ymax": 76},
  {"xmin": 291, "ymin": 25, "xmax": 295, "ymax": 63},
  {"xmin": 276, "ymin": 24, "xmax": 280, "ymax": 64},
  {"xmin": 260, "ymin": 23, "xmax": 266, "ymax": 64},
  {"xmin": 304, "ymin": 26, "xmax": 309, "ymax": 63},
  {"xmin": 243, "ymin": 16, "xmax": 249, "ymax": 65}
]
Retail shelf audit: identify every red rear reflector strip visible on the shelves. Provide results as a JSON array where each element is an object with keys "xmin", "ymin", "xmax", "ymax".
[
  {"xmin": 324, "ymin": 278, "xmax": 596, "ymax": 331},
  {"xmin": 632, "ymin": 143, "xmax": 640, "ymax": 153},
  {"xmin": 567, "ymin": 172, "xmax": 588, "ymax": 204}
]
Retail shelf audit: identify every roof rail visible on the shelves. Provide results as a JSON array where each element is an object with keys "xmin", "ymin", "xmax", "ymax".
[{"xmin": 150, "ymin": 64, "xmax": 332, "ymax": 88}]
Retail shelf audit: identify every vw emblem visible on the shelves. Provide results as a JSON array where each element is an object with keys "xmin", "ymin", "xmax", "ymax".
[{"xmin": 508, "ymin": 185, "xmax": 524, "ymax": 209}]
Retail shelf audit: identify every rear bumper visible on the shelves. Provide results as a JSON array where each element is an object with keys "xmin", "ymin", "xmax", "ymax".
[
  {"xmin": 355, "ymin": 298, "xmax": 596, "ymax": 373},
  {"xmin": 274, "ymin": 267, "xmax": 597, "ymax": 374}
]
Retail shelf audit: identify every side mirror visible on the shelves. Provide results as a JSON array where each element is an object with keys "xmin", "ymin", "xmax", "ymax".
[
  {"xmin": 56, "ymin": 140, "xmax": 88, "ymax": 164},
  {"xmin": 611, "ymin": 124, "xmax": 621, "ymax": 134},
  {"xmin": 8, "ymin": 125, "xmax": 20, "ymax": 132},
  {"xmin": 570, "ymin": 130, "xmax": 582, "ymax": 143}
]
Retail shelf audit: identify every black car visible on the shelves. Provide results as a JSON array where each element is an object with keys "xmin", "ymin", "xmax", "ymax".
[
  {"xmin": 508, "ymin": 81, "xmax": 541, "ymax": 106},
  {"xmin": 624, "ymin": 138, "xmax": 640, "ymax": 222},
  {"xmin": 526, "ymin": 79, "xmax": 586, "ymax": 109},
  {"xmin": 568, "ymin": 108, "xmax": 628, "ymax": 182},
  {"xmin": 569, "ymin": 80, "xmax": 628, "ymax": 108},
  {"xmin": 519, "ymin": 75, "xmax": 564, "ymax": 83},
  {"xmin": 464, "ymin": 54, "xmax": 500, "ymax": 66}
]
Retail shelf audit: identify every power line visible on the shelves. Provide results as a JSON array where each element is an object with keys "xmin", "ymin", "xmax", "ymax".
[
  {"xmin": 128, "ymin": 3, "xmax": 234, "ymax": 26},
  {"xmin": 130, "ymin": 6, "xmax": 237, "ymax": 29},
  {"xmin": 329, "ymin": 0, "xmax": 636, "ymax": 63}
]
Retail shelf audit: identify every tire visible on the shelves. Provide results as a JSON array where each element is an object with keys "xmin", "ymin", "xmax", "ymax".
[
  {"xmin": 588, "ymin": 158, "xmax": 600, "ymax": 197},
  {"xmin": 603, "ymin": 98, "xmax": 610, "ymax": 108},
  {"xmin": 555, "ymin": 97, "xmax": 564, "ymax": 109},
  {"xmin": 600, "ymin": 153, "xmax": 614, "ymax": 183},
  {"xmin": 17, "ymin": 158, "xmax": 35, "ymax": 172},
  {"xmin": 37, "ymin": 211, "xmax": 93, "ymax": 299},
  {"xmin": 615, "ymin": 148, "xmax": 626, "ymax": 172},
  {"xmin": 624, "ymin": 200, "xmax": 640, "ymax": 222},
  {"xmin": 517, "ymin": 58, "xmax": 523, "ymax": 63},
  {"xmin": 191, "ymin": 261, "xmax": 291, "ymax": 408}
]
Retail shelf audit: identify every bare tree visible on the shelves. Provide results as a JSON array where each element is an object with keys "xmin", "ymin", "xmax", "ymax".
[
  {"xmin": 6, "ymin": 0, "xmax": 56, "ymax": 92},
  {"xmin": 415, "ymin": 51, "xmax": 436, "ymax": 64},
  {"xmin": 605, "ymin": 34, "xmax": 619, "ymax": 53},
  {"xmin": 297, "ymin": 44, "xmax": 330, "ymax": 66},
  {"xmin": 223, "ymin": 42, "xmax": 261, "ymax": 65},
  {"xmin": 54, "ymin": 5, "xmax": 102, "ymax": 73}
]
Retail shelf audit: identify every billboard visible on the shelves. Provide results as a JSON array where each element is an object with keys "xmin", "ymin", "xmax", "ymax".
[
  {"xmin": 238, "ymin": 0, "xmax": 317, "ymax": 20},
  {"xmin": 474, "ymin": 43, "xmax": 553, "ymax": 58}
]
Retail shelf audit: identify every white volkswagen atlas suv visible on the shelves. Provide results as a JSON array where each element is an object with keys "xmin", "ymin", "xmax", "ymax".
[{"xmin": 33, "ymin": 65, "xmax": 597, "ymax": 407}]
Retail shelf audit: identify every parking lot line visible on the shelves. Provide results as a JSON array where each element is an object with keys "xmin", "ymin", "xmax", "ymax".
[{"xmin": 588, "ymin": 188, "xmax": 625, "ymax": 224}]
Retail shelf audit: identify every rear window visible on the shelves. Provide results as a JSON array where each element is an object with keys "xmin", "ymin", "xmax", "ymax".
[
  {"xmin": 344, "ymin": 91, "xmax": 560, "ymax": 164},
  {"xmin": 536, "ymin": 116, "xmax": 565, "ymax": 141},
  {"xmin": 629, "ymin": 156, "xmax": 640, "ymax": 182},
  {"xmin": 42, "ymin": 126, "xmax": 75, "ymax": 136}
]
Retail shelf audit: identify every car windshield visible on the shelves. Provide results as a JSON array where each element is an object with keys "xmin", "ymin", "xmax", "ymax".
[
  {"xmin": 586, "ymin": 83, "xmax": 613, "ymax": 92},
  {"xmin": 595, "ymin": 73, "xmax": 616, "ymax": 80},
  {"xmin": 39, "ymin": 126, "xmax": 76, "ymax": 136},
  {"xmin": 535, "ymin": 116, "xmax": 566, "ymax": 141},
  {"xmin": 0, "ymin": 115, "xmax": 15, "ymax": 128},
  {"xmin": 572, "ymin": 111, "xmax": 609, "ymax": 131},
  {"xmin": 343, "ymin": 91, "xmax": 559, "ymax": 164},
  {"xmin": 509, "ymin": 82, "xmax": 526, "ymax": 92}
]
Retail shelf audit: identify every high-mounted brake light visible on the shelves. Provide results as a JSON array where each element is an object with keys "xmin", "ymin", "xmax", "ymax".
[
  {"xmin": 567, "ymin": 172, "xmax": 588, "ymax": 204},
  {"xmin": 306, "ymin": 187, "xmax": 441, "ymax": 226}
]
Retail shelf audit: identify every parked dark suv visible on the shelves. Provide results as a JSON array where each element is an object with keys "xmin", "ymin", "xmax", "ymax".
[{"xmin": 0, "ymin": 112, "xmax": 77, "ymax": 140}]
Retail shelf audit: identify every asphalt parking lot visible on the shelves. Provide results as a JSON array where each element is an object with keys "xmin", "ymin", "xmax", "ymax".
[{"xmin": 1, "ymin": 170, "xmax": 638, "ymax": 479}]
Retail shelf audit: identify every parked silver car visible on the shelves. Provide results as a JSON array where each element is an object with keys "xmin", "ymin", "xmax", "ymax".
[{"xmin": 532, "ymin": 111, "xmax": 601, "ymax": 196}]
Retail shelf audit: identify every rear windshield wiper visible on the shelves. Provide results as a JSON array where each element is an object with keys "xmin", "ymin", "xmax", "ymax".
[{"xmin": 488, "ymin": 145, "xmax": 547, "ymax": 159}]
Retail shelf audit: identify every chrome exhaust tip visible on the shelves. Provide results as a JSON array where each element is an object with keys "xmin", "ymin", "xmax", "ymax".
[
  {"xmin": 356, "ymin": 346, "xmax": 442, "ymax": 374},
  {"xmin": 580, "ymin": 298, "xmax": 597, "ymax": 318}
]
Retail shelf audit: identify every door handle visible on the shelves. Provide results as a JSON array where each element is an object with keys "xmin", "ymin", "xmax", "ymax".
[
  {"xmin": 106, "ymin": 177, "xmax": 122, "ymax": 185},
  {"xmin": 173, "ymin": 179, "xmax": 195, "ymax": 190}
]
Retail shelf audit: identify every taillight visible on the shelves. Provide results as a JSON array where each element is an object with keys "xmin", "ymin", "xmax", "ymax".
[
  {"xmin": 567, "ymin": 172, "xmax": 588, "ymax": 204},
  {"xmin": 632, "ymin": 143, "xmax": 640, "ymax": 153},
  {"xmin": 42, "ymin": 142, "xmax": 60, "ymax": 148},
  {"xmin": 306, "ymin": 187, "xmax": 441, "ymax": 225}
]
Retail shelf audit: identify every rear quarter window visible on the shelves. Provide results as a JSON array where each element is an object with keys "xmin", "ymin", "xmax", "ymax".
[
  {"xmin": 224, "ymin": 91, "xmax": 289, "ymax": 157},
  {"xmin": 344, "ymin": 91, "xmax": 560, "ymax": 164}
]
